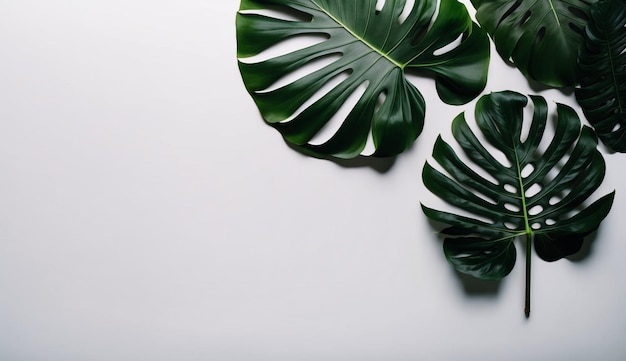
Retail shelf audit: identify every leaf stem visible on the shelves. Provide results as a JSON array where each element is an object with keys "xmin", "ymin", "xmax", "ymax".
[
  {"xmin": 524, "ymin": 232, "xmax": 533, "ymax": 318},
  {"xmin": 514, "ymin": 148, "xmax": 533, "ymax": 318}
]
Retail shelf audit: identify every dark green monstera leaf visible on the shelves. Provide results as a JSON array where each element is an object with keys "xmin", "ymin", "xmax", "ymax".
[
  {"xmin": 236, "ymin": 0, "xmax": 490, "ymax": 158},
  {"xmin": 422, "ymin": 91, "xmax": 614, "ymax": 317},
  {"xmin": 471, "ymin": 0, "xmax": 596, "ymax": 87},
  {"xmin": 576, "ymin": 0, "xmax": 626, "ymax": 152}
]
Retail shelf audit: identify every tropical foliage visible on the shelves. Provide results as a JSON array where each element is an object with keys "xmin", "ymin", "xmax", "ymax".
[
  {"xmin": 471, "ymin": 0, "xmax": 597, "ymax": 87},
  {"xmin": 576, "ymin": 0, "xmax": 626, "ymax": 152},
  {"xmin": 236, "ymin": 0, "xmax": 620, "ymax": 317},
  {"xmin": 422, "ymin": 91, "xmax": 614, "ymax": 316},
  {"xmin": 237, "ymin": 0, "xmax": 490, "ymax": 158}
]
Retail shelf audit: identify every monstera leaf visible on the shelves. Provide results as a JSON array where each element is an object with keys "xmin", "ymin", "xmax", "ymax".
[
  {"xmin": 422, "ymin": 91, "xmax": 614, "ymax": 317},
  {"xmin": 471, "ymin": 0, "xmax": 596, "ymax": 87},
  {"xmin": 576, "ymin": 0, "xmax": 626, "ymax": 152},
  {"xmin": 236, "ymin": 0, "xmax": 490, "ymax": 158}
]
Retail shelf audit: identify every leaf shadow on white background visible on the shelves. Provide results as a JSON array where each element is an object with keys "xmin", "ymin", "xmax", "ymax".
[
  {"xmin": 497, "ymin": 61, "xmax": 577, "ymax": 96},
  {"xmin": 566, "ymin": 230, "xmax": 600, "ymax": 263},
  {"xmin": 425, "ymin": 218, "xmax": 503, "ymax": 296},
  {"xmin": 285, "ymin": 140, "xmax": 398, "ymax": 173},
  {"xmin": 454, "ymin": 271, "xmax": 502, "ymax": 295}
]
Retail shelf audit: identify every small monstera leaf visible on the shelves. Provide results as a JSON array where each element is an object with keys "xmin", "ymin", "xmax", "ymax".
[
  {"xmin": 422, "ymin": 91, "xmax": 614, "ymax": 317},
  {"xmin": 471, "ymin": 0, "xmax": 596, "ymax": 87},
  {"xmin": 236, "ymin": 0, "xmax": 490, "ymax": 158},
  {"xmin": 576, "ymin": 0, "xmax": 626, "ymax": 152}
]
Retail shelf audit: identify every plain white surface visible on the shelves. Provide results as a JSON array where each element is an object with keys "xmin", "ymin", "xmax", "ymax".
[{"xmin": 1, "ymin": 1, "xmax": 625, "ymax": 360}]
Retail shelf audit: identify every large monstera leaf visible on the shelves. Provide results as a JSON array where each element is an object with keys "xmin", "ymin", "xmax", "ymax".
[
  {"xmin": 236, "ymin": 0, "xmax": 490, "ymax": 158},
  {"xmin": 471, "ymin": 0, "xmax": 596, "ymax": 87},
  {"xmin": 422, "ymin": 91, "xmax": 614, "ymax": 317},
  {"xmin": 576, "ymin": 0, "xmax": 626, "ymax": 152}
]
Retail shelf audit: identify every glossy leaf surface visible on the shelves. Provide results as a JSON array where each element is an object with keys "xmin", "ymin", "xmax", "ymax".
[
  {"xmin": 576, "ymin": 0, "xmax": 626, "ymax": 152},
  {"xmin": 237, "ymin": 0, "xmax": 490, "ymax": 158},
  {"xmin": 422, "ymin": 91, "xmax": 614, "ymax": 281},
  {"xmin": 471, "ymin": 0, "xmax": 596, "ymax": 87}
]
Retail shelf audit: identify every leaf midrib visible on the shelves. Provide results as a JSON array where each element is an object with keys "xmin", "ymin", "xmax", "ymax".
[
  {"xmin": 547, "ymin": 0, "xmax": 561, "ymax": 27},
  {"xmin": 310, "ymin": 0, "xmax": 405, "ymax": 69},
  {"xmin": 606, "ymin": 41, "xmax": 625, "ymax": 117},
  {"xmin": 514, "ymin": 146, "xmax": 533, "ymax": 236}
]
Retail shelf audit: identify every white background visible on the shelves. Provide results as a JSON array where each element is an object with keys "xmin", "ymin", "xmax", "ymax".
[{"xmin": 1, "ymin": 1, "xmax": 625, "ymax": 360}]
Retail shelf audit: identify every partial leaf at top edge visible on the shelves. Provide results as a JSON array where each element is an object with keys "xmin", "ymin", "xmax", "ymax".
[
  {"xmin": 576, "ymin": 0, "xmax": 626, "ymax": 152},
  {"xmin": 422, "ymin": 91, "xmax": 614, "ymax": 280},
  {"xmin": 236, "ymin": 0, "xmax": 490, "ymax": 158},
  {"xmin": 471, "ymin": 0, "xmax": 597, "ymax": 87}
]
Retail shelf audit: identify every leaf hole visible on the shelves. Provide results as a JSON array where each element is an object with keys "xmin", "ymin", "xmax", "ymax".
[
  {"xmin": 531, "ymin": 223, "xmax": 541, "ymax": 230},
  {"xmin": 531, "ymin": 102, "xmax": 560, "ymax": 160},
  {"xmin": 410, "ymin": 0, "xmax": 440, "ymax": 41},
  {"xmin": 433, "ymin": 34, "xmax": 463, "ymax": 56},
  {"xmin": 430, "ymin": 0, "xmax": 441, "ymax": 29},
  {"xmin": 398, "ymin": 0, "xmax": 415, "ymax": 24},
  {"xmin": 308, "ymin": 80, "xmax": 370, "ymax": 145},
  {"xmin": 439, "ymin": 118, "xmax": 503, "ymax": 186},
  {"xmin": 549, "ymin": 191, "xmax": 569, "ymax": 206},
  {"xmin": 240, "ymin": 33, "xmax": 331, "ymax": 64},
  {"xmin": 521, "ymin": 163, "xmax": 534, "ymax": 178},
  {"xmin": 519, "ymin": 100, "xmax": 536, "ymax": 143},
  {"xmin": 361, "ymin": 90, "xmax": 388, "ymax": 155},
  {"xmin": 361, "ymin": 128, "xmax": 376, "ymax": 156},
  {"xmin": 612, "ymin": 123, "xmax": 622, "ymax": 132},
  {"xmin": 498, "ymin": 0, "xmax": 523, "ymax": 28},
  {"xmin": 504, "ymin": 222, "xmax": 518, "ymax": 230},
  {"xmin": 544, "ymin": 123, "xmax": 576, "ymax": 183},
  {"xmin": 374, "ymin": 91, "xmax": 387, "ymax": 113},
  {"xmin": 375, "ymin": 0, "xmax": 385, "ymax": 14},
  {"xmin": 474, "ymin": 191, "xmax": 499, "ymax": 206},
  {"xmin": 544, "ymin": 151, "xmax": 571, "ymax": 183},
  {"xmin": 239, "ymin": 6, "xmax": 313, "ymax": 23},
  {"xmin": 568, "ymin": 6, "xmax": 588, "ymax": 21},
  {"xmin": 278, "ymin": 70, "xmax": 350, "ymax": 123},
  {"xmin": 525, "ymin": 183, "xmax": 541, "ymax": 198},
  {"xmin": 519, "ymin": 11, "xmax": 531, "ymax": 26},
  {"xmin": 561, "ymin": 203, "xmax": 589, "ymax": 220},
  {"xmin": 504, "ymin": 203, "xmax": 520, "ymax": 212},
  {"xmin": 504, "ymin": 184, "xmax": 517, "ymax": 194},
  {"xmin": 255, "ymin": 52, "xmax": 341, "ymax": 93},
  {"xmin": 568, "ymin": 22, "xmax": 585, "ymax": 37},
  {"xmin": 484, "ymin": 144, "xmax": 513, "ymax": 169},
  {"xmin": 536, "ymin": 26, "xmax": 546, "ymax": 42},
  {"xmin": 528, "ymin": 205, "xmax": 543, "ymax": 216},
  {"xmin": 545, "ymin": 219, "xmax": 557, "ymax": 226}
]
